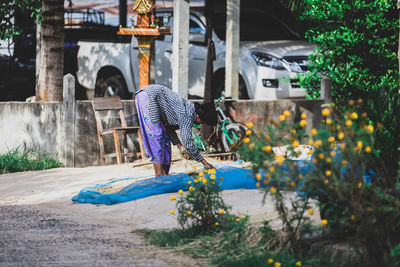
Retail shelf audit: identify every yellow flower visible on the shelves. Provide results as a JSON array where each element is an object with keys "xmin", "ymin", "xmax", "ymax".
[
  {"xmin": 324, "ymin": 179, "xmax": 329, "ymax": 184},
  {"xmin": 301, "ymin": 113, "xmax": 307, "ymax": 119},
  {"xmin": 351, "ymin": 214, "xmax": 356, "ymax": 221},
  {"xmin": 321, "ymin": 219, "xmax": 328, "ymax": 226},
  {"xmin": 203, "ymin": 179, "xmax": 208, "ymax": 184},
  {"xmin": 291, "ymin": 129, "xmax": 297, "ymax": 135},
  {"xmin": 246, "ymin": 129, "xmax": 252, "ymax": 136},
  {"xmin": 342, "ymin": 160, "xmax": 348, "ymax": 166},
  {"xmin": 269, "ymin": 166, "xmax": 275, "ymax": 173},
  {"xmin": 265, "ymin": 135, "xmax": 271, "ymax": 141},
  {"xmin": 170, "ymin": 195, "xmax": 176, "ymax": 201},
  {"xmin": 210, "ymin": 169, "xmax": 216, "ymax": 174},
  {"xmin": 330, "ymin": 151, "xmax": 336, "ymax": 157},
  {"xmin": 256, "ymin": 173, "xmax": 262, "ymax": 181},
  {"xmin": 274, "ymin": 262, "xmax": 281, "ymax": 267},
  {"xmin": 215, "ymin": 222, "xmax": 219, "ymax": 226},
  {"xmin": 293, "ymin": 140, "xmax": 300, "ymax": 148},
  {"xmin": 189, "ymin": 186, "xmax": 194, "ymax": 191},
  {"xmin": 219, "ymin": 177, "xmax": 224, "ymax": 181},
  {"xmin": 170, "ymin": 210, "xmax": 175, "ymax": 215},
  {"xmin": 290, "ymin": 181, "xmax": 296, "ymax": 187},
  {"xmin": 249, "ymin": 143, "xmax": 255, "ymax": 149},
  {"xmin": 341, "ymin": 143, "xmax": 346, "ymax": 150},
  {"xmin": 328, "ymin": 136, "xmax": 335, "ymax": 143},
  {"xmin": 345, "ymin": 120, "xmax": 352, "ymax": 127},
  {"xmin": 366, "ymin": 124, "xmax": 374, "ymax": 133},
  {"xmin": 357, "ymin": 141, "xmax": 363, "ymax": 150},
  {"xmin": 178, "ymin": 189, "xmax": 184, "ymax": 195},
  {"xmin": 322, "ymin": 108, "xmax": 330, "ymax": 116},
  {"xmin": 296, "ymin": 261, "xmax": 302, "ymax": 266},
  {"xmin": 326, "ymin": 157, "xmax": 332, "ymax": 163},
  {"xmin": 283, "ymin": 110, "xmax": 291, "ymax": 117},
  {"xmin": 243, "ymin": 137, "xmax": 250, "ymax": 144},
  {"xmin": 186, "ymin": 211, "xmax": 192, "ymax": 215},
  {"xmin": 268, "ymin": 258, "xmax": 274, "ymax": 264},
  {"xmin": 349, "ymin": 99, "xmax": 355, "ymax": 106},
  {"xmin": 315, "ymin": 139, "xmax": 322, "ymax": 147},
  {"xmin": 194, "ymin": 179, "xmax": 199, "ymax": 183},
  {"xmin": 318, "ymin": 153, "xmax": 324, "ymax": 160},
  {"xmin": 326, "ymin": 118, "xmax": 332, "ymax": 125},
  {"xmin": 246, "ymin": 122, "xmax": 254, "ymax": 129},
  {"xmin": 219, "ymin": 209, "xmax": 225, "ymax": 214},
  {"xmin": 279, "ymin": 115, "xmax": 286, "ymax": 121},
  {"xmin": 275, "ymin": 155, "xmax": 284, "ymax": 165},
  {"xmin": 357, "ymin": 98, "xmax": 363, "ymax": 104},
  {"xmin": 311, "ymin": 128, "xmax": 318, "ymax": 136},
  {"xmin": 338, "ymin": 132, "xmax": 344, "ymax": 140},
  {"xmin": 199, "ymin": 172, "xmax": 204, "ymax": 177},
  {"xmin": 365, "ymin": 146, "xmax": 371, "ymax": 153},
  {"xmin": 236, "ymin": 218, "xmax": 240, "ymax": 222},
  {"xmin": 350, "ymin": 112, "xmax": 358, "ymax": 120},
  {"xmin": 308, "ymin": 209, "xmax": 314, "ymax": 216},
  {"xmin": 210, "ymin": 174, "xmax": 216, "ymax": 179},
  {"xmin": 299, "ymin": 120, "xmax": 307, "ymax": 127},
  {"xmin": 193, "ymin": 165, "xmax": 197, "ymax": 170},
  {"xmin": 270, "ymin": 187, "xmax": 277, "ymax": 194},
  {"xmin": 312, "ymin": 158, "xmax": 317, "ymax": 164},
  {"xmin": 241, "ymin": 215, "xmax": 246, "ymax": 219},
  {"xmin": 308, "ymin": 139, "xmax": 314, "ymax": 146},
  {"xmin": 187, "ymin": 181, "xmax": 192, "ymax": 185},
  {"xmin": 358, "ymin": 182, "xmax": 362, "ymax": 189},
  {"xmin": 256, "ymin": 182, "xmax": 261, "ymax": 187},
  {"xmin": 262, "ymin": 145, "xmax": 272, "ymax": 152},
  {"xmin": 325, "ymin": 170, "xmax": 332, "ymax": 176}
]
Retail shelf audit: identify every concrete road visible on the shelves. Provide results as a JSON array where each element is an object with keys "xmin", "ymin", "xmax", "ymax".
[{"xmin": 0, "ymin": 162, "xmax": 320, "ymax": 266}]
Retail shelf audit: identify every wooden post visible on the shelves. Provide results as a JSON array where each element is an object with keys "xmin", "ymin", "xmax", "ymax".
[
  {"xmin": 172, "ymin": 0, "xmax": 190, "ymax": 99},
  {"xmin": 225, "ymin": 0, "xmax": 240, "ymax": 99},
  {"xmin": 63, "ymin": 74, "xmax": 75, "ymax": 167},
  {"xmin": 321, "ymin": 76, "xmax": 332, "ymax": 103}
]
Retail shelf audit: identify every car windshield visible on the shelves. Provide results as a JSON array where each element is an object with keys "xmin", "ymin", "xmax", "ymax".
[{"xmin": 213, "ymin": 11, "xmax": 299, "ymax": 41}]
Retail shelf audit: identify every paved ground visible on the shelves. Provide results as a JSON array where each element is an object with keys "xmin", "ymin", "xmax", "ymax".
[{"xmin": 0, "ymin": 161, "xmax": 320, "ymax": 266}]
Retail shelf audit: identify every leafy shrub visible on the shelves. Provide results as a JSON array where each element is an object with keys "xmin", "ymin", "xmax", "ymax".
[
  {"xmin": 0, "ymin": 146, "xmax": 62, "ymax": 174},
  {"xmin": 297, "ymin": 0, "xmax": 400, "ymax": 178},
  {"xmin": 238, "ymin": 106, "xmax": 400, "ymax": 264},
  {"xmin": 170, "ymin": 168, "xmax": 231, "ymax": 233}
]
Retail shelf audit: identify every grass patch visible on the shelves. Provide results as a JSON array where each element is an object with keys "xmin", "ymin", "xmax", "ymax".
[
  {"xmin": 137, "ymin": 225, "xmax": 368, "ymax": 267},
  {"xmin": 0, "ymin": 146, "xmax": 62, "ymax": 174}
]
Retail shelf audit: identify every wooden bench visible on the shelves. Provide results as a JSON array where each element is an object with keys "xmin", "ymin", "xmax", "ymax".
[{"xmin": 91, "ymin": 96, "xmax": 145, "ymax": 165}]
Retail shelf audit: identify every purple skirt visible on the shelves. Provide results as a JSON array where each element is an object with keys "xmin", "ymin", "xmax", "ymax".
[{"xmin": 135, "ymin": 91, "xmax": 171, "ymax": 164}]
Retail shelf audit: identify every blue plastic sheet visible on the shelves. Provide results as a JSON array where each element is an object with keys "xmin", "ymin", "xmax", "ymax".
[{"xmin": 72, "ymin": 166, "xmax": 257, "ymax": 205}]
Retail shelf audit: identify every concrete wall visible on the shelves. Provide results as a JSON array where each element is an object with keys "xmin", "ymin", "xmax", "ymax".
[{"xmin": 0, "ymin": 99, "xmax": 322, "ymax": 167}]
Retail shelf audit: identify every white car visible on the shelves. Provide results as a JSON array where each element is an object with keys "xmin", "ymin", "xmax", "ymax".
[
  {"xmin": 154, "ymin": 7, "xmax": 314, "ymax": 99},
  {"xmin": 76, "ymin": 7, "xmax": 315, "ymax": 100}
]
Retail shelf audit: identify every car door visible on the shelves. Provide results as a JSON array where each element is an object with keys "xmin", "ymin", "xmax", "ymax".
[
  {"xmin": 187, "ymin": 14, "xmax": 207, "ymax": 98},
  {"xmin": 154, "ymin": 12, "xmax": 173, "ymax": 88}
]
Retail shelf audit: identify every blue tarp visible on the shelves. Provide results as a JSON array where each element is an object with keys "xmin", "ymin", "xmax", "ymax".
[{"xmin": 72, "ymin": 166, "xmax": 258, "ymax": 205}]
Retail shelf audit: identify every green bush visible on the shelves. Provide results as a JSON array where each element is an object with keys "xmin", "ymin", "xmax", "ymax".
[
  {"xmin": 298, "ymin": 0, "xmax": 400, "ymax": 178},
  {"xmin": 238, "ymin": 107, "xmax": 400, "ymax": 264},
  {"xmin": 0, "ymin": 146, "xmax": 62, "ymax": 174}
]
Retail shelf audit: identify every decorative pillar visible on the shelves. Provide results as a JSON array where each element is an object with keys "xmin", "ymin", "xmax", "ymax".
[{"xmin": 118, "ymin": 0, "xmax": 170, "ymax": 89}]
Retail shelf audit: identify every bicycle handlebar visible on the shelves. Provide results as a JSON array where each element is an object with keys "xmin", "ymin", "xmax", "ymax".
[{"xmin": 214, "ymin": 96, "xmax": 225, "ymax": 105}]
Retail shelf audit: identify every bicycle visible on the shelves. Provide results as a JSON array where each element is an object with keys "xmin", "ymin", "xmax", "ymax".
[{"xmin": 192, "ymin": 94, "xmax": 247, "ymax": 152}]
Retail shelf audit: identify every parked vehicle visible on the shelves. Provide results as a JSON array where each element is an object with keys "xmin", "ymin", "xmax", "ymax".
[{"xmin": 76, "ymin": 6, "xmax": 315, "ymax": 100}]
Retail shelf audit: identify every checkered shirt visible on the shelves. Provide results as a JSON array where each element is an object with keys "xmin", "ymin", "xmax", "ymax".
[{"xmin": 135, "ymin": 84, "xmax": 204, "ymax": 162}]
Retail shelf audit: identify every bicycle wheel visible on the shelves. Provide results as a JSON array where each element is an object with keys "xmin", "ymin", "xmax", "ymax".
[{"xmin": 221, "ymin": 123, "xmax": 246, "ymax": 152}]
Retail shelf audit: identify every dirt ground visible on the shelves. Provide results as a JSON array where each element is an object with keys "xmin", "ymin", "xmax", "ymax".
[{"xmin": 0, "ymin": 157, "xmax": 320, "ymax": 266}]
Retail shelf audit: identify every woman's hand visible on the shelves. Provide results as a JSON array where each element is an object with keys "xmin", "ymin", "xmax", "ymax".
[{"xmin": 201, "ymin": 159, "xmax": 215, "ymax": 170}]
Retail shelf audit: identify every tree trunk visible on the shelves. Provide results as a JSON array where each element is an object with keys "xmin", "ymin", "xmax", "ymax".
[{"xmin": 36, "ymin": 0, "xmax": 64, "ymax": 101}]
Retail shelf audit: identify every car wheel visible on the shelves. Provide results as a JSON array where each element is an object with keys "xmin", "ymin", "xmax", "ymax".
[
  {"xmin": 99, "ymin": 75, "xmax": 129, "ymax": 99},
  {"xmin": 214, "ymin": 75, "xmax": 249, "ymax": 99}
]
